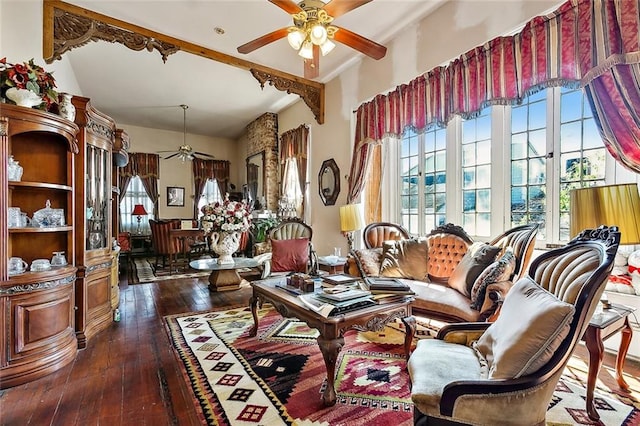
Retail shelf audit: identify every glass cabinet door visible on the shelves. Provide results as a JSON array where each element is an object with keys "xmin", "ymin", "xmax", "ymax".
[{"xmin": 86, "ymin": 144, "xmax": 110, "ymax": 250}]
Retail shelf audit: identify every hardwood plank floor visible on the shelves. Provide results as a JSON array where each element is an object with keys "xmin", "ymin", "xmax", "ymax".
[{"xmin": 1, "ymin": 270, "xmax": 638, "ymax": 425}]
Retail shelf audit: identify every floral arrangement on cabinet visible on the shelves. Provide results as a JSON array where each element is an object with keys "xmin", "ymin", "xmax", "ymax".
[
  {"xmin": 0, "ymin": 58, "xmax": 58, "ymax": 110},
  {"xmin": 201, "ymin": 195, "xmax": 252, "ymax": 234}
]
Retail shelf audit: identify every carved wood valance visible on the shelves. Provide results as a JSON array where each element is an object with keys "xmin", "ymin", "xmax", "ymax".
[{"xmin": 42, "ymin": 0, "xmax": 324, "ymax": 124}]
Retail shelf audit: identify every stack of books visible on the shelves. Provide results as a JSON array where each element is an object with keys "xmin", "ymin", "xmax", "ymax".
[
  {"xmin": 298, "ymin": 287, "xmax": 375, "ymax": 317},
  {"xmin": 363, "ymin": 277, "xmax": 415, "ymax": 295}
]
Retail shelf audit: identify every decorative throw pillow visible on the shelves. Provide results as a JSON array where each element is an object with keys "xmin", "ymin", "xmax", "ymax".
[
  {"xmin": 379, "ymin": 238, "xmax": 429, "ymax": 280},
  {"xmin": 352, "ymin": 248, "xmax": 383, "ymax": 277},
  {"xmin": 448, "ymin": 242, "xmax": 501, "ymax": 297},
  {"xmin": 469, "ymin": 248, "xmax": 516, "ymax": 310},
  {"xmin": 473, "ymin": 276, "xmax": 575, "ymax": 379},
  {"xmin": 270, "ymin": 238, "xmax": 309, "ymax": 273}
]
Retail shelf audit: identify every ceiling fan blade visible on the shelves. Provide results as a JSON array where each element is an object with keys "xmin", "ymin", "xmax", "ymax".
[
  {"xmin": 323, "ymin": 0, "xmax": 372, "ymax": 18},
  {"xmin": 237, "ymin": 28, "xmax": 289, "ymax": 54},
  {"xmin": 268, "ymin": 0, "xmax": 303, "ymax": 15},
  {"xmin": 304, "ymin": 45, "xmax": 320, "ymax": 79},
  {"xmin": 333, "ymin": 26, "xmax": 387, "ymax": 60},
  {"xmin": 164, "ymin": 153, "xmax": 179, "ymax": 160},
  {"xmin": 194, "ymin": 151, "xmax": 215, "ymax": 158}
]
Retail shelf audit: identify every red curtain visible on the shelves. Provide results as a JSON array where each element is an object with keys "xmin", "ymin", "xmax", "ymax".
[
  {"xmin": 347, "ymin": 0, "xmax": 640, "ymax": 202},
  {"xmin": 192, "ymin": 158, "xmax": 230, "ymax": 218}
]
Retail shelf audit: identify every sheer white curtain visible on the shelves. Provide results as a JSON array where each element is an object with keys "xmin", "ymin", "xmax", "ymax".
[
  {"xmin": 196, "ymin": 178, "xmax": 223, "ymax": 219},
  {"xmin": 282, "ymin": 157, "xmax": 303, "ymax": 216},
  {"xmin": 120, "ymin": 176, "xmax": 155, "ymax": 234}
]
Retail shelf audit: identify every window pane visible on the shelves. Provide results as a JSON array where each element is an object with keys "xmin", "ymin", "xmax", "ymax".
[{"xmin": 120, "ymin": 176, "xmax": 155, "ymax": 234}]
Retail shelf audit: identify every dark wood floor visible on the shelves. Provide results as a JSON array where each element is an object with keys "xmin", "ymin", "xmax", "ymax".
[{"xmin": 1, "ymin": 270, "xmax": 638, "ymax": 425}]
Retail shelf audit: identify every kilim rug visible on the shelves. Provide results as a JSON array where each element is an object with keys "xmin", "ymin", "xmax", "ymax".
[
  {"xmin": 129, "ymin": 257, "xmax": 210, "ymax": 284},
  {"xmin": 164, "ymin": 305, "xmax": 640, "ymax": 426}
]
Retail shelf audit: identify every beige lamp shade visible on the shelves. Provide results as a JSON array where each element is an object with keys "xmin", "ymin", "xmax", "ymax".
[
  {"xmin": 339, "ymin": 204, "xmax": 365, "ymax": 233},
  {"xmin": 570, "ymin": 183, "xmax": 640, "ymax": 244}
]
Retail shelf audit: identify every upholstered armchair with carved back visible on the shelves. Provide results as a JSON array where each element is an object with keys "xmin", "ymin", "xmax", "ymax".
[
  {"xmin": 408, "ymin": 226, "xmax": 620, "ymax": 426},
  {"xmin": 149, "ymin": 219, "xmax": 181, "ymax": 270},
  {"xmin": 363, "ymin": 222, "xmax": 411, "ymax": 249},
  {"xmin": 254, "ymin": 218, "xmax": 318, "ymax": 278}
]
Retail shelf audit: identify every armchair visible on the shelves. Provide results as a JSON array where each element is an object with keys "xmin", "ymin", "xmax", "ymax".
[
  {"xmin": 408, "ymin": 226, "xmax": 620, "ymax": 426},
  {"xmin": 363, "ymin": 221, "xmax": 410, "ymax": 249},
  {"xmin": 255, "ymin": 218, "xmax": 318, "ymax": 278},
  {"xmin": 148, "ymin": 219, "xmax": 181, "ymax": 271}
]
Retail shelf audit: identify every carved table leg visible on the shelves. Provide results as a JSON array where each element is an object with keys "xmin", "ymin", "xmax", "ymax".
[
  {"xmin": 317, "ymin": 334, "xmax": 345, "ymax": 406},
  {"xmin": 584, "ymin": 326, "xmax": 603, "ymax": 421},
  {"xmin": 402, "ymin": 316, "xmax": 416, "ymax": 358},
  {"xmin": 249, "ymin": 295, "xmax": 259, "ymax": 337},
  {"xmin": 616, "ymin": 318, "xmax": 632, "ymax": 391}
]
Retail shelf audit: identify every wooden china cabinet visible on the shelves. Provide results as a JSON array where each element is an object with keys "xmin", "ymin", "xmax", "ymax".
[
  {"xmin": 71, "ymin": 96, "xmax": 115, "ymax": 348},
  {"xmin": 0, "ymin": 104, "xmax": 79, "ymax": 388}
]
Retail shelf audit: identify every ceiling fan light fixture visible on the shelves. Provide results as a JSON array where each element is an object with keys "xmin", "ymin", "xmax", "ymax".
[
  {"xmin": 287, "ymin": 28, "xmax": 305, "ymax": 50},
  {"xmin": 310, "ymin": 23, "xmax": 327, "ymax": 45},
  {"xmin": 320, "ymin": 39, "xmax": 335, "ymax": 56},
  {"xmin": 298, "ymin": 40, "xmax": 314, "ymax": 59}
]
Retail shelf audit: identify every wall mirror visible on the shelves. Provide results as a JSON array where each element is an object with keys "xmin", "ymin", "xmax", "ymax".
[
  {"xmin": 319, "ymin": 158, "xmax": 340, "ymax": 206},
  {"xmin": 246, "ymin": 151, "xmax": 266, "ymax": 210}
]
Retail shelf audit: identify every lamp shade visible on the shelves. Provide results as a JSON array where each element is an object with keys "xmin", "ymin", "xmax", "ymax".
[
  {"xmin": 570, "ymin": 183, "xmax": 640, "ymax": 244},
  {"xmin": 132, "ymin": 204, "xmax": 148, "ymax": 216},
  {"xmin": 339, "ymin": 203, "xmax": 365, "ymax": 233}
]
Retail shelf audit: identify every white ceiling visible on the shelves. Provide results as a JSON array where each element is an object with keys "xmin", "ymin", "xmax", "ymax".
[{"xmin": 64, "ymin": 0, "xmax": 443, "ymax": 140}]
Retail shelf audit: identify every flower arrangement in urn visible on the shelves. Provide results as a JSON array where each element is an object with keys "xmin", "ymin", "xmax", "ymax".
[
  {"xmin": 0, "ymin": 57, "xmax": 58, "ymax": 110},
  {"xmin": 201, "ymin": 195, "xmax": 251, "ymax": 264},
  {"xmin": 201, "ymin": 194, "xmax": 251, "ymax": 234}
]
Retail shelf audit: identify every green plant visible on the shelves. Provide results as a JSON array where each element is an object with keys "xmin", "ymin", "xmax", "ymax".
[{"xmin": 252, "ymin": 217, "xmax": 280, "ymax": 243}]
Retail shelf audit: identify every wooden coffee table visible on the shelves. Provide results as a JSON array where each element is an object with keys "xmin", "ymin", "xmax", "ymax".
[{"xmin": 249, "ymin": 277, "xmax": 416, "ymax": 406}]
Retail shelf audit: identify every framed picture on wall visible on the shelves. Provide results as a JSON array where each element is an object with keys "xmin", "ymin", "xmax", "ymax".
[{"xmin": 167, "ymin": 186, "xmax": 185, "ymax": 207}]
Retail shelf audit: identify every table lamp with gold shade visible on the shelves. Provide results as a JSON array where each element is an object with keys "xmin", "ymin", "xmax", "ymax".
[
  {"xmin": 339, "ymin": 203, "xmax": 365, "ymax": 252},
  {"xmin": 569, "ymin": 183, "xmax": 640, "ymax": 245}
]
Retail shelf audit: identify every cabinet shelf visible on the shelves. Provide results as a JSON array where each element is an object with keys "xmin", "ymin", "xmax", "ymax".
[
  {"xmin": 9, "ymin": 226, "xmax": 73, "ymax": 233},
  {"xmin": 9, "ymin": 181, "xmax": 73, "ymax": 191},
  {"xmin": 3, "ymin": 265, "xmax": 77, "ymax": 285}
]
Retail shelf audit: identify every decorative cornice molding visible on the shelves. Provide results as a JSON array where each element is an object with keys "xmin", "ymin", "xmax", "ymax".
[
  {"xmin": 43, "ymin": 0, "xmax": 325, "ymax": 124},
  {"xmin": 250, "ymin": 69, "xmax": 325, "ymax": 124},
  {"xmin": 1, "ymin": 275, "xmax": 76, "ymax": 295},
  {"xmin": 87, "ymin": 118, "xmax": 115, "ymax": 140},
  {"xmin": 50, "ymin": 9, "xmax": 179, "ymax": 63},
  {"xmin": 86, "ymin": 261, "xmax": 113, "ymax": 274}
]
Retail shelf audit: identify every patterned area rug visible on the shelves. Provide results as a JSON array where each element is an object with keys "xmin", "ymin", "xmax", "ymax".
[
  {"xmin": 164, "ymin": 306, "xmax": 640, "ymax": 425},
  {"xmin": 129, "ymin": 257, "xmax": 210, "ymax": 284},
  {"xmin": 129, "ymin": 257, "xmax": 211, "ymax": 284}
]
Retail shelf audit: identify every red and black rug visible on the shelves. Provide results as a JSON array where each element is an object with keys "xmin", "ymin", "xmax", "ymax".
[{"xmin": 164, "ymin": 305, "xmax": 639, "ymax": 425}]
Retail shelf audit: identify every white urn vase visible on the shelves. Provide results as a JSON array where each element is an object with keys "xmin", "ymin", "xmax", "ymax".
[
  {"xmin": 58, "ymin": 93, "xmax": 76, "ymax": 121},
  {"xmin": 210, "ymin": 231, "xmax": 240, "ymax": 264}
]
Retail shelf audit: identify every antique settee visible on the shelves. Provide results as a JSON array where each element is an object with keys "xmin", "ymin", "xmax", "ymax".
[{"xmin": 348, "ymin": 223, "xmax": 539, "ymax": 322}]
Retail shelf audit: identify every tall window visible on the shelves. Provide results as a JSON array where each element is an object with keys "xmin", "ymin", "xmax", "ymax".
[
  {"xmin": 511, "ymin": 90, "xmax": 548, "ymax": 238},
  {"xmin": 282, "ymin": 157, "xmax": 303, "ymax": 214},
  {"xmin": 461, "ymin": 107, "xmax": 492, "ymax": 237},
  {"xmin": 399, "ymin": 127, "xmax": 447, "ymax": 234},
  {"xmin": 557, "ymin": 87, "xmax": 605, "ymax": 240},
  {"xmin": 196, "ymin": 179, "xmax": 223, "ymax": 219},
  {"xmin": 120, "ymin": 176, "xmax": 154, "ymax": 234},
  {"xmin": 400, "ymin": 129, "xmax": 420, "ymax": 233}
]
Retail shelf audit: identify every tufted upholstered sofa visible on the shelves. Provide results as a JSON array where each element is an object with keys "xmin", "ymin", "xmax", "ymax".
[{"xmin": 349, "ymin": 223, "xmax": 539, "ymax": 322}]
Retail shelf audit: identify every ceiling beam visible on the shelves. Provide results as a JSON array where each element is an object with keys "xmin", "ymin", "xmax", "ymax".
[{"xmin": 42, "ymin": 0, "xmax": 324, "ymax": 124}]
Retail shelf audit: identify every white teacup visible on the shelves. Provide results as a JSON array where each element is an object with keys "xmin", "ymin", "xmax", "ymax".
[{"xmin": 9, "ymin": 257, "xmax": 28, "ymax": 275}]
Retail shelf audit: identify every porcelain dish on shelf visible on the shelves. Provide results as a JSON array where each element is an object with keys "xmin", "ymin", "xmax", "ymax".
[{"xmin": 30, "ymin": 259, "xmax": 52, "ymax": 272}]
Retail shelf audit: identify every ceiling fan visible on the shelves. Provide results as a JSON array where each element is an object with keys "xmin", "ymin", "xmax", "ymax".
[
  {"xmin": 158, "ymin": 105, "xmax": 215, "ymax": 161},
  {"xmin": 237, "ymin": 0, "xmax": 387, "ymax": 79}
]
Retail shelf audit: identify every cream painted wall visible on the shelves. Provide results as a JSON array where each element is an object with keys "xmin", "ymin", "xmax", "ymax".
[
  {"xmin": 120, "ymin": 123, "xmax": 239, "ymax": 219},
  {"xmin": 1, "ymin": 1, "xmax": 82, "ymax": 97},
  {"xmin": 277, "ymin": 0, "xmax": 562, "ymax": 256}
]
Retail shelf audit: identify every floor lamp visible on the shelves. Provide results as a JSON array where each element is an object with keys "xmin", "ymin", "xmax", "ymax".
[
  {"xmin": 132, "ymin": 204, "xmax": 148, "ymax": 235},
  {"xmin": 339, "ymin": 203, "xmax": 365, "ymax": 252}
]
